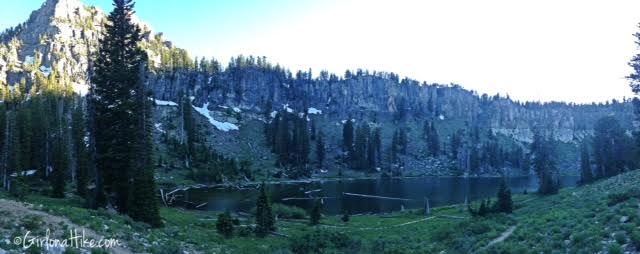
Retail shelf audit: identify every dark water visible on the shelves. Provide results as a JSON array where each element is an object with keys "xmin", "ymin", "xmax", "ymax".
[{"xmin": 184, "ymin": 176, "xmax": 579, "ymax": 215}]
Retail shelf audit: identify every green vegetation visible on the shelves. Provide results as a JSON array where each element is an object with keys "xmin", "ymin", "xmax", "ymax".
[{"xmin": 1, "ymin": 168, "xmax": 639, "ymax": 253}]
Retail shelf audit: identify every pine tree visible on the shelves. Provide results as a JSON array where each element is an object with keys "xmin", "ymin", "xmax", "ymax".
[
  {"xmin": 342, "ymin": 119, "xmax": 354, "ymax": 159},
  {"xmin": 255, "ymin": 183, "xmax": 275, "ymax": 237},
  {"xmin": 182, "ymin": 95, "xmax": 196, "ymax": 168},
  {"xmin": 128, "ymin": 85, "xmax": 163, "ymax": 227},
  {"xmin": 579, "ymin": 142, "xmax": 593, "ymax": 184},
  {"xmin": 309, "ymin": 199, "xmax": 322, "ymax": 226},
  {"xmin": 373, "ymin": 127, "xmax": 382, "ymax": 164},
  {"xmin": 398, "ymin": 128, "xmax": 408, "ymax": 154},
  {"xmin": 495, "ymin": 178, "xmax": 512, "ymax": 213},
  {"xmin": 592, "ymin": 116, "xmax": 629, "ymax": 178},
  {"xmin": 450, "ymin": 130, "xmax": 462, "ymax": 160},
  {"xmin": 315, "ymin": 130, "xmax": 325, "ymax": 169},
  {"xmin": 353, "ymin": 124, "xmax": 369, "ymax": 170},
  {"xmin": 216, "ymin": 210, "xmax": 235, "ymax": 238},
  {"xmin": 532, "ymin": 131, "xmax": 558, "ymax": 195},
  {"xmin": 341, "ymin": 208, "xmax": 350, "ymax": 223},
  {"xmin": 91, "ymin": 0, "xmax": 162, "ymax": 226},
  {"xmin": 72, "ymin": 101, "xmax": 89, "ymax": 197},
  {"xmin": 427, "ymin": 123, "xmax": 440, "ymax": 156}
]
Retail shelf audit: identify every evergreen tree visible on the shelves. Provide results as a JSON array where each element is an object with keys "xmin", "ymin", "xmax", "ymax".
[
  {"xmin": 450, "ymin": 130, "xmax": 462, "ymax": 160},
  {"xmin": 367, "ymin": 134, "xmax": 377, "ymax": 172},
  {"xmin": 592, "ymin": 116, "xmax": 630, "ymax": 178},
  {"xmin": 353, "ymin": 123, "xmax": 369, "ymax": 170},
  {"xmin": 495, "ymin": 178, "xmax": 512, "ymax": 213},
  {"xmin": 128, "ymin": 86, "xmax": 163, "ymax": 227},
  {"xmin": 216, "ymin": 210, "xmax": 235, "ymax": 239},
  {"xmin": 531, "ymin": 131, "xmax": 558, "ymax": 195},
  {"xmin": 315, "ymin": 130, "xmax": 325, "ymax": 169},
  {"xmin": 427, "ymin": 122, "xmax": 440, "ymax": 156},
  {"xmin": 373, "ymin": 127, "xmax": 382, "ymax": 164},
  {"xmin": 91, "ymin": 0, "xmax": 162, "ymax": 226},
  {"xmin": 342, "ymin": 119, "xmax": 354, "ymax": 159},
  {"xmin": 255, "ymin": 183, "xmax": 275, "ymax": 237},
  {"xmin": 72, "ymin": 100, "xmax": 89, "ymax": 197},
  {"xmin": 50, "ymin": 132, "xmax": 67, "ymax": 198},
  {"xmin": 309, "ymin": 199, "xmax": 322, "ymax": 226},
  {"xmin": 182, "ymin": 95, "xmax": 196, "ymax": 167},
  {"xmin": 579, "ymin": 142, "xmax": 593, "ymax": 184},
  {"xmin": 398, "ymin": 128, "xmax": 408, "ymax": 154}
]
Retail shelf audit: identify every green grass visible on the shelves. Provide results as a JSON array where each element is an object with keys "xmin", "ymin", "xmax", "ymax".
[{"xmin": 3, "ymin": 170, "xmax": 640, "ymax": 253}]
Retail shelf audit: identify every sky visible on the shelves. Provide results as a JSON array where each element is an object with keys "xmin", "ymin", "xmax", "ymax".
[{"xmin": 2, "ymin": 0, "xmax": 640, "ymax": 103}]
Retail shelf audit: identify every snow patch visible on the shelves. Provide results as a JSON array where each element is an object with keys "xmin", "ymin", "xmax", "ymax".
[
  {"xmin": 39, "ymin": 66, "xmax": 52, "ymax": 77},
  {"xmin": 10, "ymin": 170, "xmax": 37, "ymax": 177},
  {"xmin": 283, "ymin": 104, "xmax": 293, "ymax": 113},
  {"xmin": 192, "ymin": 103, "xmax": 239, "ymax": 132},
  {"xmin": 24, "ymin": 55, "xmax": 34, "ymax": 65},
  {"xmin": 307, "ymin": 107, "xmax": 322, "ymax": 115},
  {"xmin": 0, "ymin": 58, "xmax": 6, "ymax": 67},
  {"xmin": 233, "ymin": 107, "xmax": 241, "ymax": 113},
  {"xmin": 154, "ymin": 123, "xmax": 166, "ymax": 133},
  {"xmin": 72, "ymin": 82, "xmax": 89, "ymax": 96},
  {"xmin": 154, "ymin": 99, "xmax": 178, "ymax": 107},
  {"xmin": 270, "ymin": 111, "xmax": 278, "ymax": 118},
  {"xmin": 439, "ymin": 114, "xmax": 445, "ymax": 120}
]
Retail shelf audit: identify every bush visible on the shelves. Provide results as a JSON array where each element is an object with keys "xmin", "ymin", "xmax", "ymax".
[
  {"xmin": 237, "ymin": 226, "xmax": 252, "ymax": 237},
  {"xmin": 21, "ymin": 215, "xmax": 43, "ymax": 231},
  {"xmin": 252, "ymin": 203, "xmax": 307, "ymax": 220},
  {"xmin": 216, "ymin": 211, "xmax": 235, "ymax": 238},
  {"xmin": 289, "ymin": 229, "xmax": 361, "ymax": 254},
  {"xmin": 607, "ymin": 193, "xmax": 632, "ymax": 206},
  {"xmin": 631, "ymin": 230, "xmax": 640, "ymax": 251},
  {"xmin": 614, "ymin": 231, "xmax": 626, "ymax": 244},
  {"xmin": 607, "ymin": 188, "xmax": 640, "ymax": 206},
  {"xmin": 608, "ymin": 243, "xmax": 623, "ymax": 254}
]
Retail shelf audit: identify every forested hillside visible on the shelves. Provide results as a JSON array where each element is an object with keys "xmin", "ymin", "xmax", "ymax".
[{"xmin": 0, "ymin": 0, "xmax": 636, "ymax": 188}]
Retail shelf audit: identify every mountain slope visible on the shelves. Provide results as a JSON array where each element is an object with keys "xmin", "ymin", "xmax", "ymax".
[{"xmin": 0, "ymin": 0, "xmax": 636, "ymax": 181}]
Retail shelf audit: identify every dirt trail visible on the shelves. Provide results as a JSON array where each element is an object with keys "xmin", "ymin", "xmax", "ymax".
[
  {"xmin": 0, "ymin": 199, "xmax": 132, "ymax": 254},
  {"xmin": 480, "ymin": 225, "xmax": 517, "ymax": 251}
]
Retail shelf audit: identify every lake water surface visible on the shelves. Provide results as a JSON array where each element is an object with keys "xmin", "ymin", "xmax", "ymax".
[{"xmin": 184, "ymin": 176, "xmax": 579, "ymax": 215}]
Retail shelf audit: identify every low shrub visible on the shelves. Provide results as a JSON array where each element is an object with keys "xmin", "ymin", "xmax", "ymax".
[
  {"xmin": 289, "ymin": 229, "xmax": 361, "ymax": 254},
  {"xmin": 608, "ymin": 243, "xmax": 623, "ymax": 254}
]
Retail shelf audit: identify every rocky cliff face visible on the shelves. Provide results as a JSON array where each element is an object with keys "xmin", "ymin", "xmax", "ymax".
[
  {"xmin": 0, "ymin": 0, "xmax": 636, "ymax": 176},
  {"xmin": 148, "ymin": 66, "xmax": 635, "ymax": 144}
]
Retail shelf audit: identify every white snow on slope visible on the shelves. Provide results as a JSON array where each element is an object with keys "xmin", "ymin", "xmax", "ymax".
[
  {"xmin": 154, "ymin": 123, "xmax": 166, "ymax": 133},
  {"xmin": 10, "ymin": 170, "xmax": 37, "ymax": 177},
  {"xmin": 154, "ymin": 99, "xmax": 178, "ymax": 106},
  {"xmin": 192, "ymin": 103, "xmax": 239, "ymax": 132},
  {"xmin": 72, "ymin": 82, "xmax": 89, "ymax": 96},
  {"xmin": 308, "ymin": 107, "xmax": 322, "ymax": 114},
  {"xmin": 39, "ymin": 66, "xmax": 52, "ymax": 77},
  {"xmin": 283, "ymin": 104, "xmax": 293, "ymax": 113},
  {"xmin": 233, "ymin": 107, "xmax": 241, "ymax": 113},
  {"xmin": 270, "ymin": 111, "xmax": 278, "ymax": 118},
  {"xmin": 24, "ymin": 55, "xmax": 34, "ymax": 65}
]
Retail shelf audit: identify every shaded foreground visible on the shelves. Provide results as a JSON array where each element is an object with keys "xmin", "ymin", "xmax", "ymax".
[{"xmin": 0, "ymin": 170, "xmax": 639, "ymax": 253}]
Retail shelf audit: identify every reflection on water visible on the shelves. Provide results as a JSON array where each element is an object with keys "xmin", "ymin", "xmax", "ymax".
[{"xmin": 185, "ymin": 176, "xmax": 579, "ymax": 215}]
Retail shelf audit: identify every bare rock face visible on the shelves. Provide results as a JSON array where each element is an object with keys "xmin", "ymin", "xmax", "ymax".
[
  {"xmin": 147, "ymin": 66, "xmax": 635, "ymax": 146},
  {"xmin": 0, "ymin": 0, "xmax": 634, "ymax": 152},
  {"xmin": 0, "ymin": 0, "xmax": 155, "ymax": 94}
]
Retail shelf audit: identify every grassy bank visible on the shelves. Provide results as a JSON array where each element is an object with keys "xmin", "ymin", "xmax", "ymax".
[{"xmin": 0, "ymin": 170, "xmax": 639, "ymax": 253}]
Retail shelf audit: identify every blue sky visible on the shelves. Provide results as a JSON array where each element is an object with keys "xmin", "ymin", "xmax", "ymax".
[{"xmin": 2, "ymin": 0, "xmax": 640, "ymax": 103}]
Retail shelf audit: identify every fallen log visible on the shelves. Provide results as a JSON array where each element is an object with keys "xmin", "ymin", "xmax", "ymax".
[
  {"xmin": 343, "ymin": 192, "xmax": 412, "ymax": 201},
  {"xmin": 304, "ymin": 189, "xmax": 322, "ymax": 194},
  {"xmin": 281, "ymin": 197, "xmax": 335, "ymax": 201}
]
